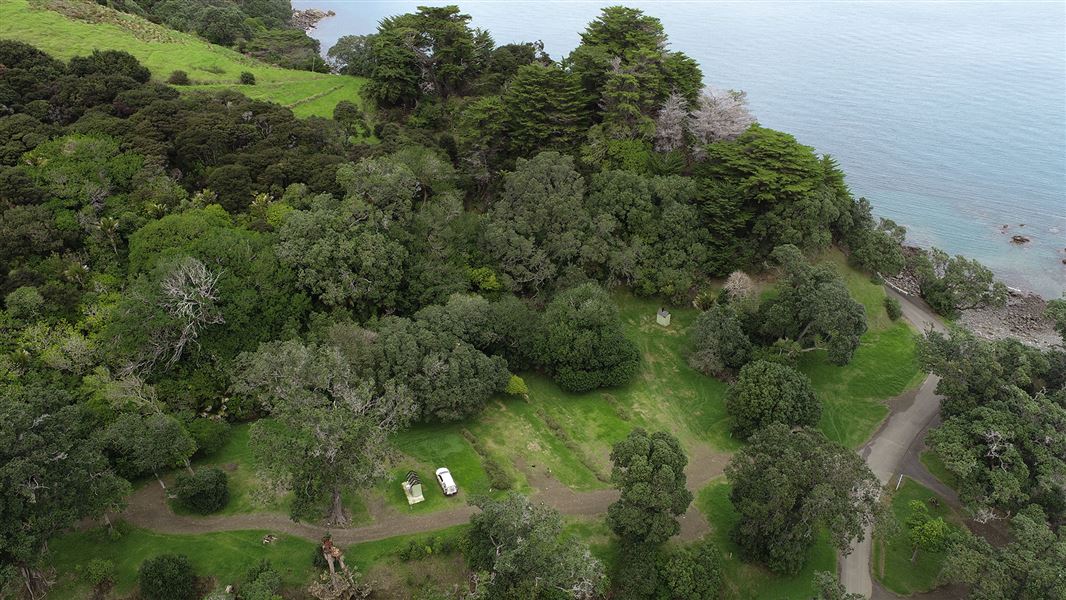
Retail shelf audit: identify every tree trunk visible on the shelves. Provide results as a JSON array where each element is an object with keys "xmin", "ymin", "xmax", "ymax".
[
  {"xmin": 20, "ymin": 565, "xmax": 39, "ymax": 600},
  {"xmin": 328, "ymin": 487, "xmax": 347, "ymax": 526},
  {"xmin": 103, "ymin": 513, "xmax": 113, "ymax": 534},
  {"xmin": 183, "ymin": 457, "xmax": 195, "ymax": 475},
  {"xmin": 155, "ymin": 472, "xmax": 166, "ymax": 489},
  {"xmin": 911, "ymin": 547, "xmax": 919, "ymax": 563}
]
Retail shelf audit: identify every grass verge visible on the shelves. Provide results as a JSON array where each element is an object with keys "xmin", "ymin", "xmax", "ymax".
[{"xmin": 873, "ymin": 477, "xmax": 962, "ymax": 595}]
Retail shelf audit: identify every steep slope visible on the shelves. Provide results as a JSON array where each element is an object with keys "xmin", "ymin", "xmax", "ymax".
[{"xmin": 0, "ymin": 0, "xmax": 365, "ymax": 118}]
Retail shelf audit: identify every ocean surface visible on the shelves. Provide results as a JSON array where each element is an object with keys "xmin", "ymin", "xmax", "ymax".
[{"xmin": 295, "ymin": 0, "xmax": 1066, "ymax": 298}]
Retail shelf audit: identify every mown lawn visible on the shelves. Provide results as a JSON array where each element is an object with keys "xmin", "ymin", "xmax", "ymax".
[
  {"xmin": 0, "ymin": 0, "xmax": 366, "ymax": 118},
  {"xmin": 873, "ymin": 478, "xmax": 962, "ymax": 595},
  {"xmin": 375, "ymin": 426, "xmax": 503, "ymax": 514},
  {"xmin": 697, "ymin": 480, "xmax": 836, "ymax": 599},
  {"xmin": 46, "ymin": 526, "xmax": 316, "ymax": 599},
  {"xmin": 800, "ymin": 250, "xmax": 924, "ymax": 447}
]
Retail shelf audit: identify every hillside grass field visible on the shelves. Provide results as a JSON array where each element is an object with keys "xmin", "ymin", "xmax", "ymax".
[{"xmin": 0, "ymin": 0, "xmax": 366, "ymax": 118}]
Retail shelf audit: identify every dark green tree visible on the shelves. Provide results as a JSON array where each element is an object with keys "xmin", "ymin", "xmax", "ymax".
[
  {"xmin": 726, "ymin": 424, "xmax": 880, "ymax": 574},
  {"xmin": 327, "ymin": 34, "xmax": 376, "ymax": 76},
  {"xmin": 501, "ymin": 64, "xmax": 591, "ymax": 156},
  {"xmin": 760, "ymin": 245, "xmax": 868, "ymax": 365},
  {"xmin": 941, "ymin": 505, "xmax": 1065, "ymax": 600},
  {"xmin": 537, "ymin": 283, "xmax": 641, "ymax": 392},
  {"xmin": 910, "ymin": 248, "xmax": 1008, "ymax": 316},
  {"xmin": 174, "ymin": 467, "xmax": 229, "ymax": 514},
  {"xmin": 658, "ymin": 540, "xmax": 723, "ymax": 600},
  {"xmin": 482, "ymin": 152, "xmax": 591, "ymax": 294},
  {"xmin": 700, "ymin": 127, "xmax": 853, "ymax": 255},
  {"xmin": 606, "ymin": 428, "xmax": 692, "ymax": 545},
  {"xmin": 466, "ymin": 493, "xmax": 606, "ymax": 599},
  {"xmin": 728, "ymin": 360, "xmax": 821, "ymax": 438},
  {"xmin": 688, "ymin": 304, "xmax": 753, "ymax": 377},
  {"xmin": 232, "ymin": 338, "xmax": 416, "ymax": 524},
  {"xmin": 1, "ymin": 385, "xmax": 130, "ymax": 598}
]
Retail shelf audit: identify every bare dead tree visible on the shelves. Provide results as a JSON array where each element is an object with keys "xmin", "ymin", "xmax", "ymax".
[
  {"xmin": 157, "ymin": 257, "xmax": 224, "ymax": 370},
  {"xmin": 724, "ymin": 271, "xmax": 755, "ymax": 302},
  {"xmin": 691, "ymin": 87, "xmax": 756, "ymax": 145},
  {"xmin": 653, "ymin": 92, "xmax": 690, "ymax": 152}
]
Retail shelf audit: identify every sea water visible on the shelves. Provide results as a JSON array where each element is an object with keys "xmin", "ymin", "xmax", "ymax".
[{"xmin": 295, "ymin": 0, "xmax": 1066, "ymax": 298}]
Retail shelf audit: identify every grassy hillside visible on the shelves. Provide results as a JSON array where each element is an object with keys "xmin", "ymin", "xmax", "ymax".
[{"xmin": 0, "ymin": 0, "xmax": 365, "ymax": 118}]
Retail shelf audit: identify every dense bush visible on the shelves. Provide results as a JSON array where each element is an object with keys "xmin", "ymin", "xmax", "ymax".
[
  {"xmin": 239, "ymin": 71, "xmax": 256, "ymax": 85},
  {"xmin": 167, "ymin": 70, "xmax": 190, "ymax": 85},
  {"xmin": 138, "ymin": 554, "xmax": 197, "ymax": 600},
  {"xmin": 174, "ymin": 468, "xmax": 229, "ymax": 514}
]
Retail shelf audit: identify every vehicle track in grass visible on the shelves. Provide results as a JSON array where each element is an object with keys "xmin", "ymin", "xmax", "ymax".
[{"xmin": 119, "ymin": 443, "xmax": 730, "ymax": 545}]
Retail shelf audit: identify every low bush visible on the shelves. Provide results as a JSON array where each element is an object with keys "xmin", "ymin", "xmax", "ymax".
[
  {"xmin": 461, "ymin": 429, "xmax": 514, "ymax": 490},
  {"xmin": 394, "ymin": 534, "xmax": 459, "ymax": 561},
  {"xmin": 174, "ymin": 468, "xmax": 229, "ymax": 514},
  {"xmin": 239, "ymin": 71, "xmax": 256, "ymax": 85},
  {"xmin": 167, "ymin": 70, "xmax": 190, "ymax": 85},
  {"xmin": 79, "ymin": 558, "xmax": 116, "ymax": 589},
  {"xmin": 885, "ymin": 296, "xmax": 902, "ymax": 321}
]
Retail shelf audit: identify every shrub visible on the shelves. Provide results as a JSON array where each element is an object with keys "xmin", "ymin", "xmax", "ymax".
[
  {"xmin": 885, "ymin": 296, "xmax": 902, "ymax": 321},
  {"xmin": 139, "ymin": 554, "xmax": 196, "ymax": 600},
  {"xmin": 483, "ymin": 458, "xmax": 513, "ymax": 491},
  {"xmin": 174, "ymin": 468, "xmax": 229, "ymax": 514},
  {"xmin": 167, "ymin": 70, "xmax": 190, "ymax": 85},
  {"xmin": 80, "ymin": 558, "xmax": 116, "ymax": 589},
  {"xmin": 186, "ymin": 418, "xmax": 230, "ymax": 457},
  {"xmin": 504, "ymin": 374, "xmax": 528, "ymax": 397},
  {"xmin": 239, "ymin": 71, "xmax": 256, "ymax": 85}
]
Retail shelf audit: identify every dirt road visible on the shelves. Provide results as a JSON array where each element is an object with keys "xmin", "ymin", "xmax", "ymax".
[{"xmin": 119, "ymin": 444, "xmax": 729, "ymax": 546}]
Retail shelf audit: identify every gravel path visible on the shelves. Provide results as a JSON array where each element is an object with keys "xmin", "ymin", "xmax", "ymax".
[
  {"xmin": 839, "ymin": 289, "xmax": 956, "ymax": 599},
  {"xmin": 119, "ymin": 443, "xmax": 730, "ymax": 545}
]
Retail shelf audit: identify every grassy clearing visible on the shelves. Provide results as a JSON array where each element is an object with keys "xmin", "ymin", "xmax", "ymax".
[
  {"xmin": 798, "ymin": 250, "xmax": 923, "ymax": 447},
  {"xmin": 45, "ymin": 526, "xmax": 316, "ymax": 599},
  {"xmin": 920, "ymin": 450, "xmax": 957, "ymax": 489},
  {"xmin": 0, "ymin": 0, "xmax": 366, "ymax": 118},
  {"xmin": 374, "ymin": 426, "xmax": 501, "ymax": 514},
  {"xmin": 873, "ymin": 478, "xmax": 961, "ymax": 595},
  {"xmin": 697, "ymin": 480, "xmax": 835, "ymax": 599},
  {"xmin": 174, "ymin": 422, "xmax": 369, "ymax": 524}
]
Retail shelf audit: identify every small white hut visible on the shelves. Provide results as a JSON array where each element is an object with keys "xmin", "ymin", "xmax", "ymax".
[{"xmin": 656, "ymin": 307, "xmax": 671, "ymax": 327}]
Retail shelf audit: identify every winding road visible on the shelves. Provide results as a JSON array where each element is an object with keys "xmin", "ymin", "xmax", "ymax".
[{"xmin": 840, "ymin": 288, "xmax": 947, "ymax": 599}]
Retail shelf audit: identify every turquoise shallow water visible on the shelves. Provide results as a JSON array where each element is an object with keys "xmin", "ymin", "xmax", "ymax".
[{"xmin": 296, "ymin": 0, "xmax": 1066, "ymax": 297}]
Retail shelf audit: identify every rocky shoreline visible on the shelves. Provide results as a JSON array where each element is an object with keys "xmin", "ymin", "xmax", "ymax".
[
  {"xmin": 292, "ymin": 7, "xmax": 335, "ymax": 31},
  {"xmin": 885, "ymin": 246, "xmax": 1060, "ymax": 350}
]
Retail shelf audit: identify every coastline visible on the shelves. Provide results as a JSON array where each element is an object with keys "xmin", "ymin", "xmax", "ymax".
[{"xmin": 886, "ymin": 245, "xmax": 1059, "ymax": 350}]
